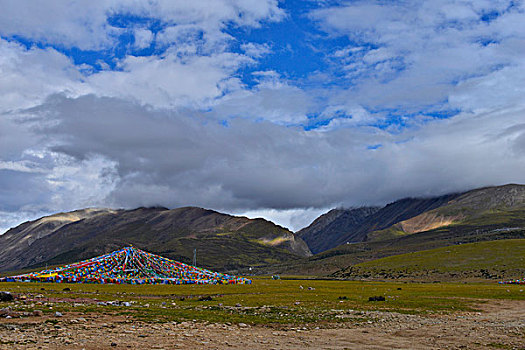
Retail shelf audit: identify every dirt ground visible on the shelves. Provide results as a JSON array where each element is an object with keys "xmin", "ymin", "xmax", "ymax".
[{"xmin": 1, "ymin": 299, "xmax": 524, "ymax": 349}]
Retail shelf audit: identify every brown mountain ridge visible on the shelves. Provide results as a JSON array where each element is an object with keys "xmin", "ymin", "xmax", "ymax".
[{"xmin": 0, "ymin": 206, "xmax": 311, "ymax": 273}]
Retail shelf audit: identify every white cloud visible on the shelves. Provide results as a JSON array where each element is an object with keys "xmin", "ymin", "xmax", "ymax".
[
  {"xmin": 1, "ymin": 0, "xmax": 525, "ymax": 234},
  {"xmin": 241, "ymin": 43, "xmax": 271, "ymax": 58},
  {"xmin": 0, "ymin": 0, "xmax": 284, "ymax": 50},
  {"xmin": 87, "ymin": 52, "xmax": 252, "ymax": 108},
  {"xmin": 0, "ymin": 39, "xmax": 86, "ymax": 112},
  {"xmin": 212, "ymin": 77, "xmax": 314, "ymax": 124},
  {"xmin": 0, "ymin": 94, "xmax": 522, "ymax": 233},
  {"xmin": 0, "ymin": 161, "xmax": 47, "ymax": 173},
  {"xmin": 311, "ymin": 0, "xmax": 525, "ymax": 112},
  {"xmin": 0, "ymin": 1, "xmax": 117, "ymax": 50},
  {"xmin": 133, "ymin": 29, "xmax": 154, "ymax": 49}
]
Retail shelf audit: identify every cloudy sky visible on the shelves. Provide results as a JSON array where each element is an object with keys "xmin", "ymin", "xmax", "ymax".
[{"xmin": 1, "ymin": 0, "xmax": 525, "ymax": 233}]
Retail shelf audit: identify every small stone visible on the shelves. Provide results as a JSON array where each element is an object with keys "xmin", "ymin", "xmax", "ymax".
[
  {"xmin": 111, "ymin": 342, "xmax": 118, "ymax": 347},
  {"xmin": 238, "ymin": 323, "xmax": 248, "ymax": 328},
  {"xmin": 32, "ymin": 310, "xmax": 43, "ymax": 317},
  {"xmin": 55, "ymin": 311, "xmax": 63, "ymax": 317}
]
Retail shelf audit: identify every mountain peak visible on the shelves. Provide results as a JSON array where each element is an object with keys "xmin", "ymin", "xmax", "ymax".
[
  {"xmin": 0, "ymin": 206, "xmax": 310, "ymax": 273},
  {"xmin": 297, "ymin": 184, "xmax": 525, "ymax": 254}
]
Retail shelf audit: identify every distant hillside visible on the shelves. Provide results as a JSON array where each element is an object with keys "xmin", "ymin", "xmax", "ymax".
[
  {"xmin": 257, "ymin": 184, "xmax": 525, "ymax": 276},
  {"xmin": 0, "ymin": 207, "xmax": 311, "ymax": 272},
  {"xmin": 368, "ymin": 184, "xmax": 525, "ymax": 241},
  {"xmin": 333, "ymin": 239, "xmax": 525, "ymax": 281},
  {"xmin": 297, "ymin": 207, "xmax": 380, "ymax": 254},
  {"xmin": 298, "ymin": 193, "xmax": 461, "ymax": 253},
  {"xmin": 254, "ymin": 220, "xmax": 525, "ymax": 277}
]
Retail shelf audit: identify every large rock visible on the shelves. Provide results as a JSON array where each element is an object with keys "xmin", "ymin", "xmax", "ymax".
[{"xmin": 0, "ymin": 292, "xmax": 13, "ymax": 302}]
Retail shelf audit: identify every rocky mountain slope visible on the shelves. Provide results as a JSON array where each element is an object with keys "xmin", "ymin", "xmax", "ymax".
[
  {"xmin": 368, "ymin": 184, "xmax": 525, "ymax": 241},
  {"xmin": 298, "ymin": 193, "xmax": 461, "ymax": 253},
  {"xmin": 267, "ymin": 184, "xmax": 525, "ymax": 276},
  {"xmin": 297, "ymin": 207, "xmax": 380, "ymax": 254},
  {"xmin": 0, "ymin": 207, "xmax": 311, "ymax": 272}
]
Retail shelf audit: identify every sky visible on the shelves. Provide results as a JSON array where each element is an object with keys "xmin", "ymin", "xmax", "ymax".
[{"xmin": 1, "ymin": 0, "xmax": 525, "ymax": 233}]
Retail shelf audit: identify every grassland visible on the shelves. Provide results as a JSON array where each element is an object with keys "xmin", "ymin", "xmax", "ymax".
[
  {"xmin": 1, "ymin": 278, "xmax": 523, "ymax": 326},
  {"xmin": 335, "ymin": 239, "xmax": 525, "ymax": 281},
  {"xmin": 263, "ymin": 226, "xmax": 525, "ymax": 277}
]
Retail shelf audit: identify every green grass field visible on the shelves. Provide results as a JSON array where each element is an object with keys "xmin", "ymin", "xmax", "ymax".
[
  {"xmin": 336, "ymin": 239, "xmax": 525, "ymax": 281},
  {"xmin": 1, "ymin": 279, "xmax": 523, "ymax": 326}
]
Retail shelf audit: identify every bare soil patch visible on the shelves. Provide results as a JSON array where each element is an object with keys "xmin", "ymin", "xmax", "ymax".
[{"xmin": 1, "ymin": 299, "xmax": 524, "ymax": 349}]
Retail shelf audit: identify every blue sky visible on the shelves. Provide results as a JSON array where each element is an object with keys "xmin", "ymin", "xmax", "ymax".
[{"xmin": 1, "ymin": 0, "xmax": 525, "ymax": 231}]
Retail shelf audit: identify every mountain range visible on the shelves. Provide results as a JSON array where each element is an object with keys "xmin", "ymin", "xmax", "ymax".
[
  {"xmin": 0, "ymin": 207, "xmax": 310, "ymax": 272},
  {"xmin": 1, "ymin": 184, "xmax": 524, "ymax": 277},
  {"xmin": 273, "ymin": 184, "xmax": 525, "ymax": 276}
]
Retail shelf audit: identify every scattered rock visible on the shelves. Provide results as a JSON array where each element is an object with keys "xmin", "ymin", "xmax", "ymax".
[
  {"xmin": 368, "ymin": 296, "xmax": 386, "ymax": 302},
  {"xmin": 199, "ymin": 296, "xmax": 213, "ymax": 301},
  {"xmin": 308, "ymin": 287, "xmax": 315, "ymax": 290},
  {"xmin": 32, "ymin": 310, "xmax": 43, "ymax": 317},
  {"xmin": 0, "ymin": 307, "xmax": 17, "ymax": 318},
  {"xmin": 338, "ymin": 296, "xmax": 348, "ymax": 300},
  {"xmin": 62, "ymin": 287, "xmax": 71, "ymax": 291},
  {"xmin": 0, "ymin": 292, "xmax": 14, "ymax": 302},
  {"xmin": 55, "ymin": 311, "xmax": 63, "ymax": 317},
  {"xmin": 111, "ymin": 342, "xmax": 117, "ymax": 347},
  {"xmin": 238, "ymin": 323, "xmax": 249, "ymax": 328}
]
